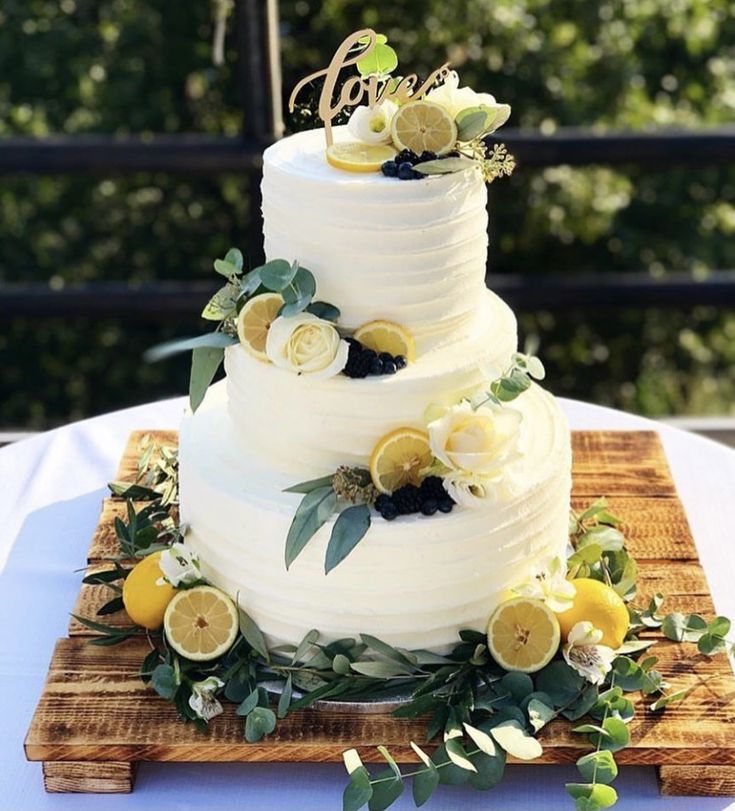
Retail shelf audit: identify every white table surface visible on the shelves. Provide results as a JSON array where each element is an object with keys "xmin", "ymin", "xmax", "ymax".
[{"xmin": 2, "ymin": 396, "xmax": 734, "ymax": 811}]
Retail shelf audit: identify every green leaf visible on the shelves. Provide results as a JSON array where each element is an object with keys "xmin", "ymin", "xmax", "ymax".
[
  {"xmin": 343, "ymin": 766, "xmax": 373, "ymax": 811},
  {"xmin": 468, "ymin": 748, "xmax": 506, "ymax": 790},
  {"xmin": 562, "ymin": 685, "xmax": 600, "ymax": 721},
  {"xmin": 260, "ymin": 259, "xmax": 297, "ymax": 291},
  {"xmin": 325, "ymin": 504, "xmax": 372, "ymax": 574},
  {"xmin": 536, "ymin": 661, "xmax": 585, "ymax": 706},
  {"xmin": 350, "ymin": 659, "xmax": 413, "ymax": 679},
  {"xmin": 82, "ymin": 568, "xmax": 126, "ymax": 585},
  {"xmin": 280, "ymin": 266, "xmax": 316, "ymax": 316},
  {"xmin": 356, "ymin": 41, "xmax": 398, "ymax": 77},
  {"xmin": 238, "ymin": 608, "xmax": 270, "ymax": 662},
  {"xmin": 333, "ymin": 653, "xmax": 352, "ymax": 675},
  {"xmin": 240, "ymin": 267, "xmax": 263, "ymax": 296},
  {"xmin": 292, "ymin": 628, "xmax": 320, "ymax": 663},
  {"xmin": 284, "ymin": 474, "xmax": 335, "ymax": 494},
  {"xmin": 361, "ymin": 634, "xmax": 417, "ymax": 667},
  {"xmin": 97, "ymin": 596, "xmax": 124, "ymax": 615},
  {"xmin": 463, "ymin": 723, "xmax": 496, "ymax": 756},
  {"xmin": 707, "ymin": 616, "xmax": 731, "ymax": 637},
  {"xmin": 277, "ymin": 675, "xmax": 293, "ymax": 718},
  {"xmin": 455, "ymin": 106, "xmax": 495, "ymax": 141},
  {"xmin": 566, "ymin": 783, "xmax": 618, "ymax": 808},
  {"xmin": 444, "ymin": 738, "xmax": 477, "ymax": 772},
  {"xmin": 224, "ymin": 247, "xmax": 244, "ymax": 271},
  {"xmin": 414, "ymin": 156, "xmax": 476, "ymax": 175},
  {"xmin": 189, "ymin": 345, "xmax": 224, "ymax": 412},
  {"xmin": 489, "ymin": 720, "xmax": 543, "ymax": 760},
  {"xmin": 285, "ymin": 485, "xmax": 338, "ymax": 569},
  {"xmin": 202, "ymin": 283, "xmax": 239, "ymax": 320},
  {"xmin": 527, "ymin": 698, "xmax": 555, "ymax": 732},
  {"xmin": 576, "ymin": 750, "xmax": 618, "ymax": 784},
  {"xmin": 306, "ymin": 301, "xmax": 341, "ymax": 322},
  {"xmin": 214, "ymin": 259, "xmax": 238, "ymax": 278},
  {"xmin": 611, "ymin": 656, "xmax": 646, "ymax": 691},
  {"xmin": 432, "ymin": 742, "xmax": 471, "ymax": 785},
  {"xmin": 591, "ymin": 717, "xmax": 630, "ymax": 752},
  {"xmin": 577, "ymin": 525, "xmax": 625, "ymax": 552},
  {"xmin": 661, "ymin": 612, "xmax": 708, "ymax": 642},
  {"xmin": 698, "ymin": 632, "xmax": 727, "ymax": 655},
  {"xmin": 412, "ymin": 764, "xmax": 439, "ymax": 806},
  {"xmin": 236, "ymin": 689, "xmax": 260, "ymax": 717},
  {"xmin": 244, "ymin": 706, "xmax": 277, "ymax": 742},
  {"xmin": 649, "ymin": 685, "xmax": 691, "ymax": 711},
  {"xmin": 367, "ymin": 769, "xmax": 403, "ymax": 811},
  {"xmin": 490, "ymin": 368, "xmax": 532, "ymax": 402},
  {"xmin": 144, "ymin": 331, "xmax": 237, "ymax": 363},
  {"xmin": 151, "ymin": 664, "xmax": 178, "ymax": 699},
  {"xmin": 377, "ymin": 745, "xmax": 402, "ymax": 779},
  {"xmin": 500, "ymin": 671, "xmax": 534, "ymax": 702}
]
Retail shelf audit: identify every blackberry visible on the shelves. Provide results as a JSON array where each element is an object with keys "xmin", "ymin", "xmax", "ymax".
[
  {"xmin": 381, "ymin": 160, "xmax": 398, "ymax": 177},
  {"xmin": 420, "ymin": 498, "xmax": 438, "ymax": 516},
  {"xmin": 375, "ymin": 493, "xmax": 393, "ymax": 513},
  {"xmin": 394, "ymin": 355, "xmax": 407, "ymax": 370},
  {"xmin": 380, "ymin": 500, "xmax": 398, "ymax": 520},
  {"xmin": 420, "ymin": 476, "xmax": 450, "ymax": 502},
  {"xmin": 397, "ymin": 161, "xmax": 416, "ymax": 180},
  {"xmin": 379, "ymin": 352, "xmax": 393, "ymax": 364},
  {"xmin": 418, "ymin": 150, "xmax": 437, "ymax": 162},
  {"xmin": 391, "ymin": 484, "xmax": 422, "ymax": 515},
  {"xmin": 396, "ymin": 148, "xmax": 418, "ymax": 164},
  {"xmin": 342, "ymin": 339, "xmax": 374, "ymax": 379},
  {"xmin": 438, "ymin": 498, "xmax": 454, "ymax": 513},
  {"xmin": 382, "ymin": 359, "xmax": 397, "ymax": 375},
  {"xmin": 369, "ymin": 355, "xmax": 384, "ymax": 376}
]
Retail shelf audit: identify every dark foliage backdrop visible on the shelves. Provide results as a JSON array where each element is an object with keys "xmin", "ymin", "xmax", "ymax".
[{"xmin": 1, "ymin": 0, "xmax": 734, "ymax": 428}]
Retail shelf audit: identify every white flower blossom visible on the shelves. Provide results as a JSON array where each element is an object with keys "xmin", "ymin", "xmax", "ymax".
[
  {"xmin": 157, "ymin": 543, "xmax": 201, "ymax": 588},
  {"xmin": 514, "ymin": 556, "xmax": 576, "ymax": 613},
  {"xmin": 427, "ymin": 402, "xmax": 523, "ymax": 507},
  {"xmin": 347, "ymin": 100, "xmax": 399, "ymax": 145},
  {"xmin": 426, "ymin": 71, "xmax": 511, "ymax": 131},
  {"xmin": 563, "ymin": 621, "xmax": 616, "ymax": 685},
  {"xmin": 188, "ymin": 676, "xmax": 225, "ymax": 722},
  {"xmin": 266, "ymin": 313, "xmax": 349, "ymax": 379}
]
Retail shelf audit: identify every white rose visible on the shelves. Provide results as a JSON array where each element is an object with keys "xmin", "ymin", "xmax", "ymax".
[
  {"xmin": 266, "ymin": 312, "xmax": 349, "ymax": 379},
  {"xmin": 347, "ymin": 100, "xmax": 399, "ymax": 145},
  {"xmin": 426, "ymin": 71, "xmax": 511, "ymax": 133}
]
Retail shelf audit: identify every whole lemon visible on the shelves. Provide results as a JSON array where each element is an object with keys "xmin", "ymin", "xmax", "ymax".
[
  {"xmin": 555, "ymin": 578, "xmax": 629, "ymax": 649},
  {"xmin": 122, "ymin": 551, "xmax": 176, "ymax": 630}
]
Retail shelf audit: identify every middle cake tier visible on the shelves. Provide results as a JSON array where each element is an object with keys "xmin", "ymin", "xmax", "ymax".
[{"xmin": 225, "ymin": 288, "xmax": 517, "ymax": 477}]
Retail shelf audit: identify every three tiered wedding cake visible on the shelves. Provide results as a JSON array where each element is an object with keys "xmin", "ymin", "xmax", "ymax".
[{"xmin": 177, "ymin": 32, "xmax": 572, "ymax": 653}]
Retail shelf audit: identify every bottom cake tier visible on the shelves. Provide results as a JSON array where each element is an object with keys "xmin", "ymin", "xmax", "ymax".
[{"xmin": 178, "ymin": 381, "xmax": 572, "ymax": 652}]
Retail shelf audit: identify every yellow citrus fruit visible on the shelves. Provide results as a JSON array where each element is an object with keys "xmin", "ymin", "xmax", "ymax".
[
  {"xmin": 236, "ymin": 292, "xmax": 284, "ymax": 362},
  {"xmin": 353, "ymin": 320, "xmax": 416, "ymax": 363},
  {"xmin": 390, "ymin": 100, "xmax": 458, "ymax": 156},
  {"xmin": 163, "ymin": 585, "xmax": 239, "ymax": 661},
  {"xmin": 326, "ymin": 142, "xmax": 397, "ymax": 173},
  {"xmin": 369, "ymin": 427, "xmax": 433, "ymax": 494},
  {"xmin": 555, "ymin": 578, "xmax": 629, "ymax": 649},
  {"xmin": 122, "ymin": 551, "xmax": 176, "ymax": 630},
  {"xmin": 487, "ymin": 596, "xmax": 561, "ymax": 673}
]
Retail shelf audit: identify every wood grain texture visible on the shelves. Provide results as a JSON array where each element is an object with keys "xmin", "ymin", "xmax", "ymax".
[
  {"xmin": 114, "ymin": 430, "xmax": 177, "ymax": 483},
  {"xmin": 658, "ymin": 765, "xmax": 735, "ymax": 796},
  {"xmin": 43, "ymin": 761, "xmax": 135, "ymax": 793},
  {"xmin": 25, "ymin": 429, "xmax": 735, "ymax": 796}
]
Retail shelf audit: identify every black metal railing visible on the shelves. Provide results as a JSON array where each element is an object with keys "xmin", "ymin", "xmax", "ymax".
[{"xmin": 2, "ymin": 0, "xmax": 735, "ymax": 316}]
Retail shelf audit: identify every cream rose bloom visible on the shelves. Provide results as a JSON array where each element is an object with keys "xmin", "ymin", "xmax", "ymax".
[
  {"xmin": 347, "ymin": 100, "xmax": 399, "ymax": 145},
  {"xmin": 426, "ymin": 71, "xmax": 511, "ymax": 133},
  {"xmin": 427, "ymin": 402, "xmax": 522, "ymax": 507},
  {"xmin": 266, "ymin": 312, "xmax": 349, "ymax": 378}
]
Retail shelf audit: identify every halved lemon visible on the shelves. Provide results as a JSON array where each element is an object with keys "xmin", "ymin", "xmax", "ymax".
[
  {"xmin": 390, "ymin": 100, "xmax": 457, "ymax": 156},
  {"xmin": 326, "ymin": 142, "xmax": 397, "ymax": 173},
  {"xmin": 236, "ymin": 292, "xmax": 284, "ymax": 362},
  {"xmin": 369, "ymin": 427, "xmax": 433, "ymax": 494},
  {"xmin": 163, "ymin": 585, "xmax": 239, "ymax": 661},
  {"xmin": 354, "ymin": 320, "xmax": 416, "ymax": 363},
  {"xmin": 487, "ymin": 597, "xmax": 561, "ymax": 673}
]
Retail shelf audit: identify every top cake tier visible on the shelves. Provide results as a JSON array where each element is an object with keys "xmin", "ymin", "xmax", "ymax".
[{"xmin": 262, "ymin": 127, "xmax": 489, "ymax": 351}]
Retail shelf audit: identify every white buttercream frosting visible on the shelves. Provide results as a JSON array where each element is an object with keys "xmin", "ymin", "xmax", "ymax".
[{"xmin": 179, "ymin": 382, "xmax": 571, "ymax": 652}]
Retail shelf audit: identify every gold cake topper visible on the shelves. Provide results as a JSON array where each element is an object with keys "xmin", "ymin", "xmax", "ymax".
[{"xmin": 288, "ymin": 29, "xmax": 451, "ymax": 147}]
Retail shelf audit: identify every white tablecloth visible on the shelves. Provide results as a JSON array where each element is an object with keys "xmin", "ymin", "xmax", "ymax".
[{"xmin": 2, "ymin": 397, "xmax": 734, "ymax": 811}]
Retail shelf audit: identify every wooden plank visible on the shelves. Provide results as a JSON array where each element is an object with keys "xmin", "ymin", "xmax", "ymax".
[
  {"xmin": 43, "ymin": 761, "xmax": 136, "ymax": 793},
  {"xmin": 571, "ymin": 431, "xmax": 676, "ymax": 498},
  {"xmin": 659, "ymin": 765, "xmax": 735, "ymax": 796}
]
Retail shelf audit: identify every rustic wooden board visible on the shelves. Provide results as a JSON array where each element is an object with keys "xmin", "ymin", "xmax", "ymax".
[{"xmin": 25, "ymin": 429, "xmax": 735, "ymax": 797}]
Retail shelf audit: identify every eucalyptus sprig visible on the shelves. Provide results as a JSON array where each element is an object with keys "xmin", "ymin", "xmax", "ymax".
[{"xmin": 470, "ymin": 352, "xmax": 546, "ymax": 410}]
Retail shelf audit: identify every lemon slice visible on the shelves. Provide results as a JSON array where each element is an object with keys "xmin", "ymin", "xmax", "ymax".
[
  {"xmin": 369, "ymin": 427, "xmax": 433, "ymax": 494},
  {"xmin": 354, "ymin": 320, "xmax": 417, "ymax": 363},
  {"xmin": 236, "ymin": 293, "xmax": 284, "ymax": 362},
  {"xmin": 555, "ymin": 578, "xmax": 629, "ymax": 649},
  {"xmin": 122, "ymin": 551, "xmax": 177, "ymax": 630},
  {"xmin": 163, "ymin": 585, "xmax": 239, "ymax": 661},
  {"xmin": 326, "ymin": 142, "xmax": 397, "ymax": 173},
  {"xmin": 487, "ymin": 596, "xmax": 561, "ymax": 673},
  {"xmin": 390, "ymin": 100, "xmax": 458, "ymax": 156}
]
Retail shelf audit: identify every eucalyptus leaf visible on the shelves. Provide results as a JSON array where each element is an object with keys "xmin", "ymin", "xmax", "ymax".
[
  {"xmin": 536, "ymin": 661, "xmax": 585, "ymax": 706},
  {"xmin": 500, "ymin": 671, "xmax": 534, "ymax": 702},
  {"xmin": 566, "ymin": 783, "xmax": 618, "ymax": 809},
  {"xmin": 306, "ymin": 301, "xmax": 341, "ymax": 322},
  {"xmin": 281, "ymin": 266, "xmax": 316, "ymax": 312},
  {"xmin": 414, "ymin": 156, "xmax": 476, "ymax": 175},
  {"xmin": 412, "ymin": 762, "xmax": 439, "ymax": 807},
  {"xmin": 277, "ymin": 675, "xmax": 293, "ymax": 718},
  {"xmin": 333, "ymin": 653, "xmax": 352, "ymax": 675},
  {"xmin": 350, "ymin": 659, "xmax": 412, "ymax": 679},
  {"xmin": 661, "ymin": 612, "xmax": 708, "ymax": 642},
  {"xmin": 455, "ymin": 106, "xmax": 496, "ymax": 141},
  {"xmin": 468, "ymin": 748, "xmax": 506, "ymax": 790},
  {"xmin": 527, "ymin": 698, "xmax": 556, "ymax": 732},
  {"xmin": 285, "ymin": 485, "xmax": 338, "ymax": 569},
  {"xmin": 356, "ymin": 41, "xmax": 398, "ymax": 76},
  {"xmin": 343, "ymin": 766, "xmax": 373, "ymax": 811},
  {"xmin": 144, "ymin": 331, "xmax": 237, "ymax": 363},
  {"xmin": 592, "ymin": 716, "xmax": 630, "ymax": 752},
  {"xmin": 259, "ymin": 258, "xmax": 297, "ymax": 291},
  {"xmin": 202, "ymin": 283, "xmax": 239, "ymax": 320},
  {"xmin": 244, "ymin": 706, "xmax": 276, "ymax": 742},
  {"xmin": 432, "ymin": 742, "xmax": 471, "ymax": 785},
  {"xmin": 238, "ymin": 608, "xmax": 270, "ymax": 662},
  {"xmin": 151, "ymin": 664, "xmax": 178, "ymax": 700},
  {"xmin": 189, "ymin": 345, "xmax": 225, "ymax": 412},
  {"xmin": 489, "ymin": 720, "xmax": 543, "ymax": 760},
  {"xmin": 650, "ymin": 685, "xmax": 691, "ymax": 711},
  {"xmin": 293, "ymin": 628, "xmax": 320, "ymax": 663},
  {"xmin": 377, "ymin": 745, "xmax": 402, "ymax": 779},
  {"xmin": 698, "ymin": 632, "xmax": 727, "ymax": 655},
  {"xmin": 236, "ymin": 689, "xmax": 260, "ymax": 717},
  {"xmin": 240, "ymin": 267, "xmax": 263, "ymax": 296},
  {"xmin": 325, "ymin": 504, "xmax": 371, "ymax": 574},
  {"xmin": 367, "ymin": 769, "xmax": 403, "ymax": 811},
  {"xmin": 283, "ymin": 474, "xmax": 335, "ymax": 494},
  {"xmin": 576, "ymin": 750, "xmax": 618, "ymax": 784},
  {"xmin": 361, "ymin": 634, "xmax": 417, "ymax": 667},
  {"xmin": 224, "ymin": 247, "xmax": 244, "ymax": 270},
  {"xmin": 444, "ymin": 738, "xmax": 477, "ymax": 772},
  {"xmin": 463, "ymin": 723, "xmax": 496, "ymax": 756},
  {"xmin": 214, "ymin": 258, "xmax": 238, "ymax": 278}
]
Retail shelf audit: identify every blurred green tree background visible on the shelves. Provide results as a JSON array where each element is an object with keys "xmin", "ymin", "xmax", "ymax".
[{"xmin": 1, "ymin": 0, "xmax": 734, "ymax": 428}]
